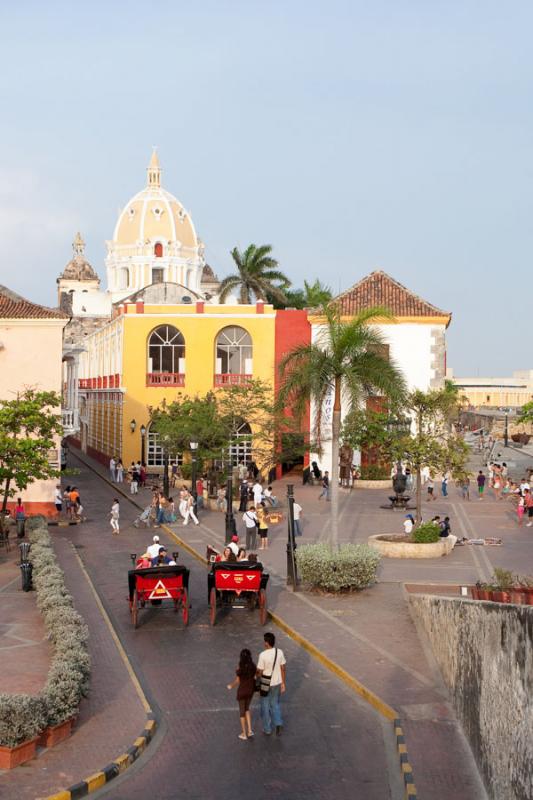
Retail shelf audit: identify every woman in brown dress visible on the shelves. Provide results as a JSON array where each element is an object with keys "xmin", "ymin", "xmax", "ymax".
[{"xmin": 227, "ymin": 648, "xmax": 257, "ymax": 740}]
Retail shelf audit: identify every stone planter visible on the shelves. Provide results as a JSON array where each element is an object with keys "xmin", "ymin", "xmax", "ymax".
[
  {"xmin": 368, "ymin": 534, "xmax": 454, "ymax": 558},
  {"xmin": 353, "ymin": 479, "xmax": 392, "ymax": 489},
  {"xmin": 0, "ymin": 737, "xmax": 38, "ymax": 769},
  {"xmin": 38, "ymin": 718, "xmax": 74, "ymax": 748}
]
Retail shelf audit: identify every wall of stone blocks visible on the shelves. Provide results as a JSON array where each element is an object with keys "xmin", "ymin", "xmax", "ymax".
[{"xmin": 409, "ymin": 594, "xmax": 533, "ymax": 800}]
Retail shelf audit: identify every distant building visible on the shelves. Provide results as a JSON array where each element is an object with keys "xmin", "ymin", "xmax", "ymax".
[
  {"xmin": 0, "ymin": 286, "xmax": 67, "ymax": 514},
  {"xmin": 450, "ymin": 369, "xmax": 533, "ymax": 409}
]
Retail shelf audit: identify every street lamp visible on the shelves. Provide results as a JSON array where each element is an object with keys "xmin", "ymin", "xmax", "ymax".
[
  {"xmin": 140, "ymin": 424, "xmax": 147, "ymax": 465},
  {"xmin": 162, "ymin": 435, "xmax": 170, "ymax": 497},
  {"xmin": 504, "ymin": 411, "xmax": 509, "ymax": 448},
  {"xmin": 225, "ymin": 473, "xmax": 237, "ymax": 543},
  {"xmin": 190, "ymin": 441, "xmax": 199, "ymax": 516},
  {"xmin": 286, "ymin": 483, "xmax": 299, "ymax": 590},
  {"xmin": 130, "ymin": 418, "xmax": 137, "ymax": 433}
]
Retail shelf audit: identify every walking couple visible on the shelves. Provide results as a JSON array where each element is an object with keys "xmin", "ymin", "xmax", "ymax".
[{"xmin": 227, "ymin": 632, "xmax": 286, "ymax": 740}]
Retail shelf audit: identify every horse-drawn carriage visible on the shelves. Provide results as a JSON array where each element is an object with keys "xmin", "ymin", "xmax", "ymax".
[
  {"xmin": 208, "ymin": 561, "xmax": 269, "ymax": 626},
  {"xmin": 128, "ymin": 563, "xmax": 190, "ymax": 628}
]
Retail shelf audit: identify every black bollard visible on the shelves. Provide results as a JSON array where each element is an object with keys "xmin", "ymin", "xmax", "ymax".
[
  {"xmin": 19, "ymin": 541, "xmax": 31, "ymax": 563},
  {"xmin": 20, "ymin": 561, "xmax": 33, "ymax": 592},
  {"xmin": 16, "ymin": 518, "xmax": 26, "ymax": 539}
]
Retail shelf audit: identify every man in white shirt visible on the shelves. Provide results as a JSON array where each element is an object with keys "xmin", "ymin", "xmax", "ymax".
[
  {"xmin": 252, "ymin": 481, "xmax": 263, "ymax": 506},
  {"xmin": 109, "ymin": 457, "xmax": 116, "ymax": 482},
  {"xmin": 292, "ymin": 500, "xmax": 303, "ymax": 536},
  {"xmin": 147, "ymin": 535, "xmax": 162, "ymax": 559},
  {"xmin": 257, "ymin": 632, "xmax": 287, "ymax": 736},
  {"xmin": 242, "ymin": 507, "xmax": 258, "ymax": 550},
  {"xmin": 520, "ymin": 479, "xmax": 530, "ymax": 496}
]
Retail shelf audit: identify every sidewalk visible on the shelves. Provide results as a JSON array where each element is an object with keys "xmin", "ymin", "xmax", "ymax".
[
  {"xmin": 75, "ymin": 449, "xmax": 487, "ymax": 799},
  {"xmin": 0, "ymin": 536, "xmax": 149, "ymax": 800}
]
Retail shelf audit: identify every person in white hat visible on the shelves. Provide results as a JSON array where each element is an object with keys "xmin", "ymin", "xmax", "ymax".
[{"xmin": 147, "ymin": 535, "xmax": 162, "ymax": 559}]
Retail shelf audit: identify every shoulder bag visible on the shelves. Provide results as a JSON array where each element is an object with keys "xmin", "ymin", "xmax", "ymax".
[{"xmin": 258, "ymin": 648, "xmax": 278, "ymax": 697}]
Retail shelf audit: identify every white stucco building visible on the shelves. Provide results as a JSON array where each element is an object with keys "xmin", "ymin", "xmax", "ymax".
[{"xmin": 309, "ymin": 271, "xmax": 451, "ymax": 471}]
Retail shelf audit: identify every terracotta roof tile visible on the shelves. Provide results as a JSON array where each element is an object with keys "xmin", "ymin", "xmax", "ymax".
[
  {"xmin": 334, "ymin": 271, "xmax": 450, "ymax": 318},
  {"xmin": 0, "ymin": 286, "xmax": 68, "ymax": 320}
]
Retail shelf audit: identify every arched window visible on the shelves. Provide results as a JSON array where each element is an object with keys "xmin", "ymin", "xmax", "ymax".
[
  {"xmin": 154, "ymin": 242, "xmax": 163, "ymax": 258},
  {"xmin": 147, "ymin": 426, "xmax": 183, "ymax": 468},
  {"xmin": 147, "ymin": 325, "xmax": 185, "ymax": 386},
  {"xmin": 229, "ymin": 419, "xmax": 252, "ymax": 465},
  {"xmin": 215, "ymin": 326, "xmax": 252, "ymax": 386}
]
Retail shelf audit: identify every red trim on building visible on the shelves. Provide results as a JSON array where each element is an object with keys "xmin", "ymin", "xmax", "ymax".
[
  {"xmin": 196, "ymin": 301, "xmax": 204, "ymax": 313},
  {"xmin": 274, "ymin": 310, "xmax": 311, "ymax": 479},
  {"xmin": 256, "ymin": 301, "xmax": 265, "ymax": 314},
  {"xmin": 136, "ymin": 301, "xmax": 144, "ymax": 314}
]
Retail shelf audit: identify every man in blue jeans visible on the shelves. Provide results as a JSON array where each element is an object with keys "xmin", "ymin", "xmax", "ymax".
[{"xmin": 257, "ymin": 632, "xmax": 287, "ymax": 736}]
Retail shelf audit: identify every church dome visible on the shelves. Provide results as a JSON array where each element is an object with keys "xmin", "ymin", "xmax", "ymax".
[
  {"xmin": 59, "ymin": 232, "xmax": 99, "ymax": 282},
  {"xmin": 111, "ymin": 150, "xmax": 198, "ymax": 250}
]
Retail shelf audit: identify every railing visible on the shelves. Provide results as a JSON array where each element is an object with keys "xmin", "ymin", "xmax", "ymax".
[
  {"xmin": 146, "ymin": 372, "xmax": 185, "ymax": 387},
  {"xmin": 214, "ymin": 374, "xmax": 252, "ymax": 387},
  {"xmin": 62, "ymin": 409, "xmax": 79, "ymax": 434}
]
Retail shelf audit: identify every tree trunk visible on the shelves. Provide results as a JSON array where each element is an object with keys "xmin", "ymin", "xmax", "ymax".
[
  {"xmin": 0, "ymin": 478, "xmax": 11, "ymax": 534},
  {"xmin": 330, "ymin": 379, "xmax": 341, "ymax": 550},
  {"xmin": 415, "ymin": 467, "xmax": 422, "ymax": 525}
]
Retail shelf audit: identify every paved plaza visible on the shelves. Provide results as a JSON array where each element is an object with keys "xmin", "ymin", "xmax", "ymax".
[{"xmin": 3, "ymin": 443, "xmax": 533, "ymax": 799}]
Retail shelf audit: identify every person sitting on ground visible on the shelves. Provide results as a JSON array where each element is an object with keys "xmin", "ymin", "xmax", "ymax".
[
  {"xmin": 151, "ymin": 546, "xmax": 176, "ymax": 567},
  {"xmin": 403, "ymin": 514, "xmax": 415, "ymax": 535},
  {"xmin": 263, "ymin": 486, "xmax": 279, "ymax": 507}
]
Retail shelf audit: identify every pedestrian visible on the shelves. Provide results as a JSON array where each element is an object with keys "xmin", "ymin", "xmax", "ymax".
[
  {"xmin": 239, "ymin": 480, "xmax": 249, "ymax": 512},
  {"xmin": 519, "ymin": 477, "xmax": 530, "ymax": 496},
  {"xmin": 525, "ymin": 489, "xmax": 533, "ymax": 527},
  {"xmin": 427, "ymin": 478, "xmax": 435, "ymax": 501},
  {"xmin": 318, "ymin": 471, "xmax": 330, "ymax": 501},
  {"xmin": 140, "ymin": 462, "xmax": 147, "ymax": 488},
  {"xmin": 441, "ymin": 474, "xmax": 448, "ymax": 497},
  {"xmin": 257, "ymin": 632, "xmax": 286, "ymax": 737},
  {"xmin": 54, "ymin": 485, "xmax": 63, "ymax": 516},
  {"xmin": 14, "ymin": 497, "xmax": 26, "ymax": 538},
  {"xmin": 477, "ymin": 471, "xmax": 486, "ymax": 500},
  {"xmin": 196, "ymin": 476, "xmax": 205, "ymax": 510},
  {"xmin": 252, "ymin": 480, "xmax": 263, "ymax": 507},
  {"xmin": 109, "ymin": 456, "xmax": 116, "ymax": 482},
  {"xmin": 238, "ymin": 459, "xmax": 248, "ymax": 482},
  {"xmin": 183, "ymin": 490, "xmax": 199, "ymax": 526},
  {"xmin": 68, "ymin": 486, "xmax": 80, "ymax": 519},
  {"xmin": 517, "ymin": 495, "xmax": 525, "ymax": 527},
  {"xmin": 492, "ymin": 465, "xmax": 502, "ymax": 500},
  {"xmin": 256, "ymin": 503, "xmax": 269, "ymax": 550},
  {"xmin": 116, "ymin": 459, "xmax": 124, "ymax": 483},
  {"xmin": 403, "ymin": 514, "xmax": 415, "ymax": 535},
  {"xmin": 110, "ymin": 498, "xmax": 120, "ymax": 534},
  {"xmin": 461, "ymin": 476, "xmax": 470, "ymax": 501},
  {"xmin": 130, "ymin": 462, "xmax": 139, "ymax": 494},
  {"xmin": 216, "ymin": 486, "xmax": 227, "ymax": 513},
  {"xmin": 292, "ymin": 499, "xmax": 303, "ymax": 536},
  {"xmin": 243, "ymin": 504, "xmax": 258, "ymax": 551},
  {"xmin": 226, "ymin": 648, "xmax": 257, "ymax": 740}
]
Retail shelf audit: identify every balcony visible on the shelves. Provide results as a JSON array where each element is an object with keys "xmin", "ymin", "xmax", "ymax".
[
  {"xmin": 146, "ymin": 372, "xmax": 185, "ymax": 387},
  {"xmin": 214, "ymin": 374, "xmax": 252, "ymax": 387}
]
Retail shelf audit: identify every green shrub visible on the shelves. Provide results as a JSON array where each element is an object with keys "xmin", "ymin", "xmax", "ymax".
[
  {"xmin": 359, "ymin": 465, "xmax": 390, "ymax": 480},
  {"xmin": 0, "ymin": 695, "xmax": 46, "ymax": 748},
  {"xmin": 412, "ymin": 522, "xmax": 440, "ymax": 543},
  {"xmin": 296, "ymin": 543, "xmax": 381, "ymax": 592}
]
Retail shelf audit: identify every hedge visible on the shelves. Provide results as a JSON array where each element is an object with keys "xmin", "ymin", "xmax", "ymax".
[
  {"xmin": 296, "ymin": 542, "xmax": 381, "ymax": 592},
  {"xmin": 0, "ymin": 517, "xmax": 90, "ymax": 747}
]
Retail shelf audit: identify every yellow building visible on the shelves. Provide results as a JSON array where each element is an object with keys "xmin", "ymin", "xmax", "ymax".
[{"xmin": 76, "ymin": 298, "xmax": 276, "ymax": 468}]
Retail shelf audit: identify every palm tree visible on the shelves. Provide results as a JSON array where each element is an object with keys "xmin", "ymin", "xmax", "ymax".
[
  {"xmin": 302, "ymin": 279, "xmax": 332, "ymax": 308},
  {"xmin": 278, "ymin": 305, "xmax": 406, "ymax": 548},
  {"xmin": 218, "ymin": 244, "xmax": 290, "ymax": 305}
]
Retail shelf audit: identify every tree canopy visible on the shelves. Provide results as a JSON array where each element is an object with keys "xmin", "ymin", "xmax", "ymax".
[{"xmin": 218, "ymin": 244, "xmax": 290, "ymax": 305}]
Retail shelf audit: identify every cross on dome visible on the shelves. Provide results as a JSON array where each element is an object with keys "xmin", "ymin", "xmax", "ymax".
[{"xmin": 147, "ymin": 147, "xmax": 161, "ymax": 188}]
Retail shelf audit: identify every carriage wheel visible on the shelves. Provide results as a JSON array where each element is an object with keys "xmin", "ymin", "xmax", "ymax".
[
  {"xmin": 182, "ymin": 589, "xmax": 189, "ymax": 626},
  {"xmin": 258, "ymin": 589, "xmax": 267, "ymax": 625},
  {"xmin": 131, "ymin": 590, "xmax": 139, "ymax": 628},
  {"xmin": 209, "ymin": 588, "xmax": 217, "ymax": 626}
]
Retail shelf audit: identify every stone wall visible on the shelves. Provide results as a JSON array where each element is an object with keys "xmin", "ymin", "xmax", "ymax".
[{"xmin": 409, "ymin": 595, "xmax": 533, "ymax": 800}]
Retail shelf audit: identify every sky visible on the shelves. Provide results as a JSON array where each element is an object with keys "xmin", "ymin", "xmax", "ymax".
[{"xmin": 0, "ymin": 0, "xmax": 531, "ymax": 375}]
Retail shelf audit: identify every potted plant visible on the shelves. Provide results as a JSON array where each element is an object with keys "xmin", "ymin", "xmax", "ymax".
[
  {"xmin": 0, "ymin": 696, "xmax": 46, "ymax": 769},
  {"xmin": 475, "ymin": 581, "xmax": 492, "ymax": 601},
  {"xmin": 490, "ymin": 568, "xmax": 513, "ymax": 603}
]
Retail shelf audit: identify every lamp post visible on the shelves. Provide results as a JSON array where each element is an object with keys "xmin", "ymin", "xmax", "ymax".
[
  {"xmin": 190, "ymin": 441, "xmax": 199, "ymax": 516},
  {"xmin": 225, "ymin": 475, "xmax": 237, "ymax": 543},
  {"xmin": 130, "ymin": 418, "xmax": 136, "ymax": 434},
  {"xmin": 140, "ymin": 424, "xmax": 147, "ymax": 466},
  {"xmin": 286, "ymin": 483, "xmax": 298, "ymax": 589},
  {"xmin": 504, "ymin": 411, "xmax": 509, "ymax": 448},
  {"xmin": 162, "ymin": 435, "xmax": 170, "ymax": 497}
]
